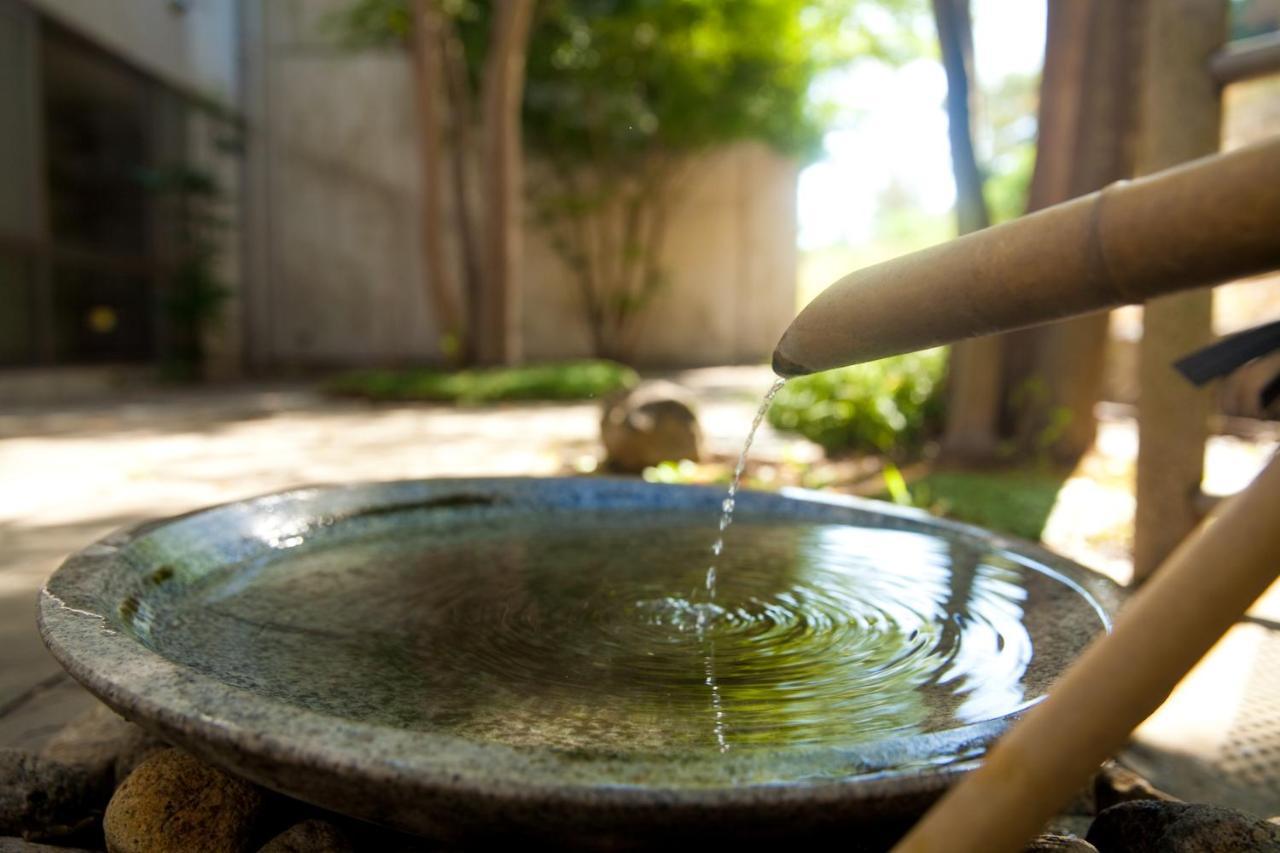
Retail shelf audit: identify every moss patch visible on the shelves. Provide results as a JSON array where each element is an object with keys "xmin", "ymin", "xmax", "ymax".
[
  {"xmin": 895, "ymin": 468, "xmax": 1070, "ymax": 542},
  {"xmin": 325, "ymin": 360, "xmax": 638, "ymax": 404}
]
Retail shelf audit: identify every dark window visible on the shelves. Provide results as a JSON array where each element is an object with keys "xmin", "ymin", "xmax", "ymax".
[
  {"xmin": 0, "ymin": 254, "xmax": 38, "ymax": 365},
  {"xmin": 39, "ymin": 22, "xmax": 187, "ymax": 365},
  {"xmin": 0, "ymin": 12, "xmax": 188, "ymax": 367}
]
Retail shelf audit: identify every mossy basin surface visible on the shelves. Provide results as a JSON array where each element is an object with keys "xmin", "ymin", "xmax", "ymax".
[{"xmin": 39, "ymin": 478, "xmax": 1120, "ymax": 843}]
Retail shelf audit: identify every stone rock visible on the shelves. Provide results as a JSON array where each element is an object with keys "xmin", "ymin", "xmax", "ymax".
[
  {"xmin": 1060, "ymin": 772, "xmax": 1099, "ymax": 817},
  {"xmin": 1024, "ymin": 834, "xmax": 1099, "ymax": 852},
  {"xmin": 0, "ymin": 749, "xmax": 107, "ymax": 841},
  {"xmin": 1044, "ymin": 815, "xmax": 1094, "ymax": 839},
  {"xmin": 338, "ymin": 819, "xmax": 442, "ymax": 852},
  {"xmin": 103, "ymin": 748, "xmax": 266, "ymax": 853},
  {"xmin": 258, "ymin": 819, "xmax": 353, "ymax": 852},
  {"xmin": 1093, "ymin": 760, "xmax": 1177, "ymax": 813},
  {"xmin": 600, "ymin": 381, "xmax": 703, "ymax": 473},
  {"xmin": 41, "ymin": 702, "xmax": 166, "ymax": 788},
  {"xmin": 112, "ymin": 740, "xmax": 170, "ymax": 787},
  {"xmin": 1087, "ymin": 800, "xmax": 1280, "ymax": 852}
]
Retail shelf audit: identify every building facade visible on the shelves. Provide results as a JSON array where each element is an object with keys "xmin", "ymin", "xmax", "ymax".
[
  {"xmin": 0, "ymin": 0, "xmax": 797, "ymax": 387},
  {"xmin": 0, "ymin": 0, "xmax": 241, "ymax": 382}
]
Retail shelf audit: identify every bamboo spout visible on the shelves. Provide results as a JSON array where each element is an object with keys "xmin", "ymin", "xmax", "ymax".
[{"xmin": 772, "ymin": 138, "xmax": 1280, "ymax": 377}]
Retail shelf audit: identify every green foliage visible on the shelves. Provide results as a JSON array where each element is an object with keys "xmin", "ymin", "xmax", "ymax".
[
  {"xmin": 137, "ymin": 164, "xmax": 231, "ymax": 380},
  {"xmin": 327, "ymin": 0, "xmax": 414, "ymax": 45},
  {"xmin": 335, "ymin": 0, "xmax": 917, "ymax": 160},
  {"xmin": 880, "ymin": 461, "xmax": 913, "ymax": 506},
  {"xmin": 983, "ymin": 139, "xmax": 1034, "ymax": 225},
  {"xmin": 885, "ymin": 469, "xmax": 1067, "ymax": 541},
  {"xmin": 767, "ymin": 349, "xmax": 947, "ymax": 457},
  {"xmin": 642, "ymin": 458, "xmax": 711, "ymax": 484},
  {"xmin": 325, "ymin": 359, "xmax": 638, "ymax": 403},
  {"xmin": 978, "ymin": 71, "xmax": 1038, "ymax": 225},
  {"xmin": 1003, "ymin": 375, "xmax": 1080, "ymax": 463},
  {"xmin": 522, "ymin": 0, "xmax": 850, "ymax": 165}
]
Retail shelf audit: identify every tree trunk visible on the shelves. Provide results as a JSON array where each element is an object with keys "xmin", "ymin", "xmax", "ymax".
[
  {"xmin": 1132, "ymin": 0, "xmax": 1227, "ymax": 582},
  {"xmin": 932, "ymin": 0, "xmax": 1001, "ymax": 461},
  {"xmin": 411, "ymin": 0, "xmax": 464, "ymax": 364},
  {"xmin": 439, "ymin": 21, "xmax": 484, "ymax": 364},
  {"xmin": 935, "ymin": 0, "xmax": 1141, "ymax": 465},
  {"xmin": 1005, "ymin": 0, "xmax": 1143, "ymax": 463},
  {"xmin": 477, "ymin": 1, "xmax": 535, "ymax": 366},
  {"xmin": 933, "ymin": 0, "xmax": 989, "ymax": 237}
]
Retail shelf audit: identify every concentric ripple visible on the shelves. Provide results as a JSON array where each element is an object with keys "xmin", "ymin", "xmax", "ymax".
[{"xmin": 135, "ymin": 510, "xmax": 1106, "ymax": 756}]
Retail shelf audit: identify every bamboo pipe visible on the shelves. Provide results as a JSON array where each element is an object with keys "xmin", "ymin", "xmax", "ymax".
[
  {"xmin": 892, "ymin": 452, "xmax": 1280, "ymax": 853},
  {"xmin": 772, "ymin": 137, "xmax": 1280, "ymax": 377}
]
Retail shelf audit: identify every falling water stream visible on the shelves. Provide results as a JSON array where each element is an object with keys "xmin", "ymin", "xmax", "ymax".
[
  {"xmin": 707, "ymin": 377, "xmax": 790, "ymax": 595},
  {"xmin": 697, "ymin": 377, "xmax": 788, "ymax": 751}
]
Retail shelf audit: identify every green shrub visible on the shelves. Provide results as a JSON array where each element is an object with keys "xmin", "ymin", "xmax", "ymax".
[
  {"xmin": 767, "ymin": 349, "xmax": 947, "ymax": 456},
  {"xmin": 325, "ymin": 360, "xmax": 638, "ymax": 404}
]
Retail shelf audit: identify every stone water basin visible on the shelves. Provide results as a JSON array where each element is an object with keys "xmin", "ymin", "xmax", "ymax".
[{"xmin": 38, "ymin": 477, "xmax": 1121, "ymax": 844}]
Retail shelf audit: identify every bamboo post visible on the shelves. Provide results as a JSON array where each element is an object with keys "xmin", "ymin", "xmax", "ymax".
[
  {"xmin": 771, "ymin": 138, "xmax": 1280, "ymax": 378},
  {"xmin": 892, "ymin": 452, "xmax": 1280, "ymax": 853},
  {"xmin": 1132, "ymin": 0, "xmax": 1227, "ymax": 583}
]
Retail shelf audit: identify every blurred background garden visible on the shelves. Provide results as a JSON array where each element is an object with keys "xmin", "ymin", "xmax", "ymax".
[
  {"xmin": 5, "ymin": 0, "xmax": 1277, "ymax": 534},
  {"xmin": 3, "ymin": 0, "xmax": 1280, "ymax": 821}
]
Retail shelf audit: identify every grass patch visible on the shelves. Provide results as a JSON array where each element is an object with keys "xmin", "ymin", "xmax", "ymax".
[
  {"xmin": 890, "ymin": 468, "xmax": 1069, "ymax": 541},
  {"xmin": 325, "ymin": 360, "xmax": 638, "ymax": 404}
]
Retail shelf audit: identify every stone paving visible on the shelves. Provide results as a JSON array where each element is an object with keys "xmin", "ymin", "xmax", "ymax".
[
  {"xmin": 0, "ymin": 367, "xmax": 804, "ymax": 745},
  {"xmin": 1040, "ymin": 404, "xmax": 1279, "ymax": 588}
]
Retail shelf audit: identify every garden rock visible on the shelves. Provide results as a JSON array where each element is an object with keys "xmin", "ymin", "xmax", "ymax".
[
  {"xmin": 103, "ymin": 748, "xmax": 266, "ymax": 853},
  {"xmin": 1044, "ymin": 815, "xmax": 1094, "ymax": 839},
  {"xmin": 1087, "ymin": 800, "xmax": 1280, "ymax": 852},
  {"xmin": 601, "ymin": 380, "xmax": 703, "ymax": 472},
  {"xmin": 1093, "ymin": 760, "xmax": 1176, "ymax": 813},
  {"xmin": 1024, "ymin": 834, "xmax": 1098, "ymax": 852},
  {"xmin": 41, "ymin": 702, "xmax": 165, "ymax": 788},
  {"xmin": 111, "ymin": 738, "xmax": 170, "ymax": 787},
  {"xmin": 0, "ymin": 749, "xmax": 106, "ymax": 841},
  {"xmin": 258, "ymin": 819, "xmax": 353, "ymax": 853}
]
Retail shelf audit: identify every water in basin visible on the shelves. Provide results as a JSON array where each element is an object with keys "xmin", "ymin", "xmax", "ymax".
[{"xmin": 122, "ymin": 507, "xmax": 1106, "ymax": 762}]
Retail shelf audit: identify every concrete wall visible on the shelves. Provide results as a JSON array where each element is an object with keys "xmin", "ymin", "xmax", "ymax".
[
  {"xmin": 241, "ymin": 0, "xmax": 798, "ymax": 370},
  {"xmin": 522, "ymin": 143, "xmax": 798, "ymax": 366},
  {"xmin": 23, "ymin": 0, "xmax": 238, "ymax": 104},
  {"xmin": 240, "ymin": 0, "xmax": 441, "ymax": 368}
]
